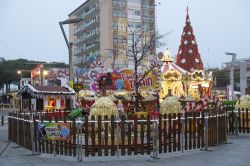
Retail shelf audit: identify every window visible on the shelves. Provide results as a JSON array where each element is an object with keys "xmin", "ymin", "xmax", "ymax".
[
  {"xmin": 128, "ymin": 22, "xmax": 141, "ymax": 29},
  {"xmin": 135, "ymin": 10, "xmax": 141, "ymax": 16},
  {"xmin": 128, "ymin": 0, "xmax": 141, "ymax": 3},
  {"xmin": 127, "ymin": 9, "xmax": 141, "ymax": 16},
  {"xmin": 85, "ymin": 7, "xmax": 89, "ymax": 13},
  {"xmin": 112, "ymin": 7, "xmax": 127, "ymax": 17}
]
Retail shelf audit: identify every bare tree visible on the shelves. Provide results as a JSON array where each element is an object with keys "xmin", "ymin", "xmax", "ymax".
[{"xmin": 126, "ymin": 27, "xmax": 165, "ymax": 112}]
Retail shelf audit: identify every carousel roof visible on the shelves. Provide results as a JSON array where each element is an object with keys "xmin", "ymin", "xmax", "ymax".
[
  {"xmin": 161, "ymin": 61, "xmax": 189, "ymax": 75},
  {"xmin": 160, "ymin": 49, "xmax": 189, "ymax": 75},
  {"xmin": 17, "ymin": 84, "xmax": 75, "ymax": 97}
]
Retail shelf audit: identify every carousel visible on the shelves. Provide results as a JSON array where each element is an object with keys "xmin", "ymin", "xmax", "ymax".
[
  {"xmin": 158, "ymin": 48, "xmax": 189, "ymax": 98},
  {"xmin": 159, "ymin": 48, "xmax": 212, "ymax": 100}
]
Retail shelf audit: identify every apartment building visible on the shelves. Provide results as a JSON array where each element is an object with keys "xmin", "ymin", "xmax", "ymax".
[{"xmin": 68, "ymin": 0, "xmax": 156, "ymax": 71}]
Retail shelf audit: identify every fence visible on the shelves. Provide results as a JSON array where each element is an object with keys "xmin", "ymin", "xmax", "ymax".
[
  {"xmin": 8, "ymin": 110, "xmax": 227, "ymax": 158},
  {"xmin": 224, "ymin": 105, "xmax": 250, "ymax": 134},
  {"xmin": 0, "ymin": 103, "xmax": 10, "ymax": 109}
]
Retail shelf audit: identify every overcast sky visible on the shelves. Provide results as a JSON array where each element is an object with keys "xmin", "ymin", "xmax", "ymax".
[{"xmin": 0, "ymin": 0, "xmax": 249, "ymax": 68}]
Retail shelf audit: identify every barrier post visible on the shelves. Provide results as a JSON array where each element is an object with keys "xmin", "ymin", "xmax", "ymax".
[
  {"xmin": 116, "ymin": 115, "xmax": 121, "ymax": 158},
  {"xmin": 23, "ymin": 114, "xmax": 26, "ymax": 151},
  {"xmin": 151, "ymin": 119, "xmax": 159, "ymax": 159},
  {"xmin": 17, "ymin": 113, "xmax": 20, "ymax": 147},
  {"xmin": 76, "ymin": 117, "xmax": 83, "ymax": 161},
  {"xmin": 80, "ymin": 118, "xmax": 83, "ymax": 161},
  {"xmin": 233, "ymin": 110, "xmax": 239, "ymax": 135},
  {"xmin": 51, "ymin": 116, "xmax": 56, "ymax": 157},
  {"xmin": 200, "ymin": 111, "xmax": 213, "ymax": 152},
  {"xmin": 181, "ymin": 112, "xmax": 185, "ymax": 153},
  {"xmin": 30, "ymin": 113, "xmax": 35, "ymax": 155},
  {"xmin": 216, "ymin": 111, "xmax": 219, "ymax": 145},
  {"xmin": 223, "ymin": 110, "xmax": 232, "ymax": 144},
  {"xmin": 1, "ymin": 115, "xmax": 4, "ymax": 126},
  {"xmin": 11, "ymin": 113, "xmax": 14, "ymax": 142}
]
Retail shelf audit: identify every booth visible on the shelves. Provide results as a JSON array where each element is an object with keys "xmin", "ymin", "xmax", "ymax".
[{"xmin": 17, "ymin": 84, "xmax": 76, "ymax": 112}]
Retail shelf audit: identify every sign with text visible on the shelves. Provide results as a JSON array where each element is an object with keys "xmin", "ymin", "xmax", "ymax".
[
  {"xmin": 112, "ymin": 69, "xmax": 158, "ymax": 91},
  {"xmin": 38, "ymin": 122, "xmax": 70, "ymax": 141}
]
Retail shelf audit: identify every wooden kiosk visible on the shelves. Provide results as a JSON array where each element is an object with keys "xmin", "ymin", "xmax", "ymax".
[{"xmin": 17, "ymin": 84, "xmax": 76, "ymax": 112}]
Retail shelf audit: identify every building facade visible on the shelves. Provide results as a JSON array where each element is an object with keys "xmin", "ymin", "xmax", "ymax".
[
  {"xmin": 222, "ymin": 57, "xmax": 250, "ymax": 94},
  {"xmin": 68, "ymin": 0, "xmax": 156, "ymax": 72}
]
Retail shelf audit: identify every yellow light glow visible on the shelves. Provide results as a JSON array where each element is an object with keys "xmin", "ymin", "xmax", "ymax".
[
  {"xmin": 191, "ymin": 85, "xmax": 198, "ymax": 88},
  {"xmin": 17, "ymin": 70, "xmax": 21, "ymax": 74},
  {"xmin": 43, "ymin": 70, "xmax": 48, "ymax": 76},
  {"xmin": 201, "ymin": 83, "xmax": 209, "ymax": 88}
]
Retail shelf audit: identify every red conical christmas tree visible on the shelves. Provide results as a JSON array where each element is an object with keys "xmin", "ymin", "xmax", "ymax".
[{"xmin": 176, "ymin": 7, "xmax": 204, "ymax": 72}]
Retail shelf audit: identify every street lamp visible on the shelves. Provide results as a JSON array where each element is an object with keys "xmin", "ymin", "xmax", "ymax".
[
  {"xmin": 42, "ymin": 70, "xmax": 48, "ymax": 85},
  {"xmin": 17, "ymin": 70, "xmax": 23, "ymax": 89},
  {"xmin": 17, "ymin": 70, "xmax": 31, "ymax": 88},
  {"xmin": 59, "ymin": 17, "xmax": 84, "ymax": 83},
  {"xmin": 225, "ymin": 52, "xmax": 237, "ymax": 100},
  {"xmin": 43, "ymin": 70, "xmax": 48, "ymax": 76}
]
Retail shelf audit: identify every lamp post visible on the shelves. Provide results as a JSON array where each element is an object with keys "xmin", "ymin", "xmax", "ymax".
[
  {"xmin": 59, "ymin": 18, "xmax": 84, "ymax": 83},
  {"xmin": 17, "ymin": 70, "xmax": 31, "ymax": 88},
  {"xmin": 43, "ymin": 70, "xmax": 48, "ymax": 86},
  {"xmin": 225, "ymin": 52, "xmax": 237, "ymax": 100},
  {"xmin": 17, "ymin": 70, "xmax": 23, "ymax": 89}
]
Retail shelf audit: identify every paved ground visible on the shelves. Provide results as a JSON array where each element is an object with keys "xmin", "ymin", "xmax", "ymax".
[
  {"xmin": 0, "ymin": 109, "xmax": 10, "ymax": 116},
  {"xmin": 0, "ymin": 117, "xmax": 250, "ymax": 166}
]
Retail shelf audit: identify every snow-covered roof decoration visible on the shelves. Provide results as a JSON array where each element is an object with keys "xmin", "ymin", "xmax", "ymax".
[{"xmin": 17, "ymin": 84, "xmax": 76, "ymax": 98}]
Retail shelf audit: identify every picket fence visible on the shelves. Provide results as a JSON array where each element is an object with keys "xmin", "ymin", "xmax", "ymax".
[
  {"xmin": 224, "ymin": 105, "xmax": 250, "ymax": 134},
  {"xmin": 8, "ymin": 109, "xmax": 238, "ymax": 158}
]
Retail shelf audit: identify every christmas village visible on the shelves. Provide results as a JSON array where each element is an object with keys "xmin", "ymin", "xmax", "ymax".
[
  {"xmin": 4, "ymin": 3, "xmax": 250, "ymax": 163},
  {"xmin": 16, "ymin": 10, "xmax": 249, "ymax": 120},
  {"xmin": 70, "ymin": 9, "xmax": 215, "ymax": 120}
]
